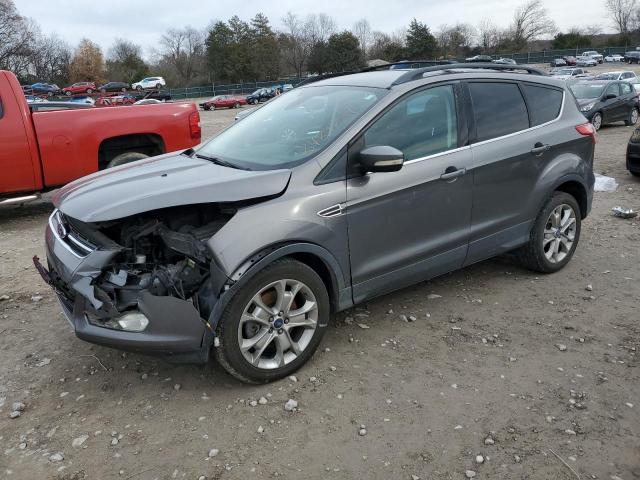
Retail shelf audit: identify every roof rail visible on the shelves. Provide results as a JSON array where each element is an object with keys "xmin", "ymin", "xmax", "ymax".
[
  {"xmin": 390, "ymin": 63, "xmax": 547, "ymax": 86},
  {"xmin": 294, "ymin": 60, "xmax": 459, "ymax": 88}
]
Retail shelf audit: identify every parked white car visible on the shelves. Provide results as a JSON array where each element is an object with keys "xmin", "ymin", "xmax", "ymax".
[
  {"xmin": 549, "ymin": 67, "xmax": 587, "ymax": 80},
  {"xmin": 594, "ymin": 71, "xmax": 637, "ymax": 81},
  {"xmin": 581, "ymin": 50, "xmax": 603, "ymax": 63},
  {"xmin": 576, "ymin": 55, "xmax": 598, "ymax": 67},
  {"xmin": 131, "ymin": 77, "xmax": 166, "ymax": 90},
  {"xmin": 605, "ymin": 54, "xmax": 624, "ymax": 62}
]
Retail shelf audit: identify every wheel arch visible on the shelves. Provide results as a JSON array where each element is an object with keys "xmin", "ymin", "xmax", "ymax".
[
  {"xmin": 207, "ymin": 242, "xmax": 352, "ymax": 331},
  {"xmin": 553, "ymin": 178, "xmax": 589, "ymax": 219},
  {"xmin": 98, "ymin": 133, "xmax": 165, "ymax": 169}
]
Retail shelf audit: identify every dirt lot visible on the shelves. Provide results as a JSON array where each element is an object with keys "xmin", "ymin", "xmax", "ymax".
[{"xmin": 1, "ymin": 89, "xmax": 639, "ymax": 480}]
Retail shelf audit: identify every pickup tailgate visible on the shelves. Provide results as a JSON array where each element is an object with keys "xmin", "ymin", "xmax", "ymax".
[{"xmin": 31, "ymin": 102, "xmax": 200, "ymax": 188}]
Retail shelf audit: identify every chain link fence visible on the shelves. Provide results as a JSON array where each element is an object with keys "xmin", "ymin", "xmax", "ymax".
[{"xmin": 169, "ymin": 46, "xmax": 638, "ymax": 99}]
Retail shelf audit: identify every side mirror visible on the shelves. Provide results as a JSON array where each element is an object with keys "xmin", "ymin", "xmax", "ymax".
[
  {"xmin": 359, "ymin": 145, "xmax": 404, "ymax": 173},
  {"xmin": 604, "ymin": 93, "xmax": 617, "ymax": 100}
]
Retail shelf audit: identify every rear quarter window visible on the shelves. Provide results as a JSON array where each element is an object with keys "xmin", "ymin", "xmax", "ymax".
[
  {"xmin": 521, "ymin": 84, "xmax": 563, "ymax": 126},
  {"xmin": 469, "ymin": 82, "xmax": 529, "ymax": 142}
]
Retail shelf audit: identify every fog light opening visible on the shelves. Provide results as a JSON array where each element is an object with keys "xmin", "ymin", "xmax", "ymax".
[{"xmin": 117, "ymin": 312, "xmax": 149, "ymax": 332}]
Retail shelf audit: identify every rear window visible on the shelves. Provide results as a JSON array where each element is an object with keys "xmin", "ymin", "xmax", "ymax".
[
  {"xmin": 521, "ymin": 84, "xmax": 563, "ymax": 126},
  {"xmin": 469, "ymin": 82, "xmax": 529, "ymax": 142}
]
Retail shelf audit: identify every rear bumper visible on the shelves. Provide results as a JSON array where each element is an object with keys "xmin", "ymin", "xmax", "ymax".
[
  {"xmin": 36, "ymin": 213, "xmax": 210, "ymax": 362},
  {"xmin": 627, "ymin": 142, "xmax": 640, "ymax": 173}
]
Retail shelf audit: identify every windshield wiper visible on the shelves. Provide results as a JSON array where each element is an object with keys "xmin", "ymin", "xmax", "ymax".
[{"xmin": 194, "ymin": 153, "xmax": 250, "ymax": 170}]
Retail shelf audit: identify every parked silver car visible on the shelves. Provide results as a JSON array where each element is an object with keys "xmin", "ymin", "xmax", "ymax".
[{"xmin": 35, "ymin": 64, "xmax": 595, "ymax": 383}]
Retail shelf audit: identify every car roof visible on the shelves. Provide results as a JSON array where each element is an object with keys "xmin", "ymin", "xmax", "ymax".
[{"xmin": 306, "ymin": 65, "xmax": 562, "ymax": 90}]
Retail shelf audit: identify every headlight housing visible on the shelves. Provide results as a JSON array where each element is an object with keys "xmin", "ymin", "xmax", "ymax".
[{"xmin": 580, "ymin": 102, "xmax": 596, "ymax": 112}]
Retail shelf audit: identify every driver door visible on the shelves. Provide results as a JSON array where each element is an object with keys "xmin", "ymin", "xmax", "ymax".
[
  {"xmin": 601, "ymin": 83, "xmax": 624, "ymax": 122},
  {"xmin": 346, "ymin": 84, "xmax": 473, "ymax": 303}
]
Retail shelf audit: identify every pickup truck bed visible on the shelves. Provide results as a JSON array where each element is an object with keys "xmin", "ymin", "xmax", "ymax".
[{"xmin": 0, "ymin": 70, "xmax": 201, "ymax": 199}]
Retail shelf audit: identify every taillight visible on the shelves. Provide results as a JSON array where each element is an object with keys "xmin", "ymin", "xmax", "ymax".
[
  {"xmin": 189, "ymin": 111, "xmax": 201, "ymax": 140},
  {"xmin": 576, "ymin": 122, "xmax": 596, "ymax": 144}
]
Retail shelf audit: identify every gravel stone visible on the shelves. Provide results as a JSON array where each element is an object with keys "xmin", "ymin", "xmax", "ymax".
[
  {"xmin": 208, "ymin": 448, "xmax": 219, "ymax": 458},
  {"xmin": 72, "ymin": 434, "xmax": 89, "ymax": 448},
  {"xmin": 465, "ymin": 470, "xmax": 476, "ymax": 478},
  {"xmin": 49, "ymin": 452, "xmax": 64, "ymax": 462},
  {"xmin": 284, "ymin": 399, "xmax": 298, "ymax": 411}
]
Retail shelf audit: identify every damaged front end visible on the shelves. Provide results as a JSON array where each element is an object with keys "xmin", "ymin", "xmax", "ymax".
[{"xmin": 38, "ymin": 204, "xmax": 235, "ymax": 363}]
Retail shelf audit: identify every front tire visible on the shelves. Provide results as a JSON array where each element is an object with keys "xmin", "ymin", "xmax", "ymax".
[
  {"xmin": 214, "ymin": 258, "xmax": 330, "ymax": 383},
  {"xmin": 518, "ymin": 192, "xmax": 581, "ymax": 273},
  {"xmin": 591, "ymin": 112, "xmax": 603, "ymax": 131}
]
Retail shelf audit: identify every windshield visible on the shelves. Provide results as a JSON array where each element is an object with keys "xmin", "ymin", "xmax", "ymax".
[
  {"xmin": 553, "ymin": 69, "xmax": 574, "ymax": 75},
  {"xmin": 596, "ymin": 73, "xmax": 618, "ymax": 80},
  {"xmin": 197, "ymin": 85, "xmax": 387, "ymax": 170},
  {"xmin": 570, "ymin": 83, "xmax": 606, "ymax": 99}
]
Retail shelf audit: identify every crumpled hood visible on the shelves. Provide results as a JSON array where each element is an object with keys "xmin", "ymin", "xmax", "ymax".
[{"xmin": 54, "ymin": 152, "xmax": 291, "ymax": 222}]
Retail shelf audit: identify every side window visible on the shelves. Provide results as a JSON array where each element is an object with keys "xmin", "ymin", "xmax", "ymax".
[
  {"xmin": 469, "ymin": 82, "xmax": 529, "ymax": 142},
  {"xmin": 363, "ymin": 85, "xmax": 458, "ymax": 161},
  {"xmin": 521, "ymin": 84, "xmax": 563, "ymax": 126},
  {"xmin": 621, "ymin": 82, "xmax": 632, "ymax": 95}
]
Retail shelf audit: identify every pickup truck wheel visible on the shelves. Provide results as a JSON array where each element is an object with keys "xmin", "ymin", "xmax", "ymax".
[
  {"xmin": 517, "ymin": 192, "xmax": 581, "ymax": 274},
  {"xmin": 214, "ymin": 258, "xmax": 330, "ymax": 384},
  {"xmin": 107, "ymin": 152, "xmax": 148, "ymax": 168}
]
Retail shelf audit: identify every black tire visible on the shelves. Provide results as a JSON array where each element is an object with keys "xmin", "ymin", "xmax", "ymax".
[
  {"xmin": 100, "ymin": 88, "xmax": 106, "ymax": 93},
  {"xmin": 517, "ymin": 191, "xmax": 581, "ymax": 273},
  {"xmin": 234, "ymin": 102, "xmax": 240, "ymax": 108},
  {"xmin": 106, "ymin": 151, "xmax": 148, "ymax": 168},
  {"xmin": 65, "ymin": 90, "xmax": 71, "ymax": 96},
  {"xmin": 625, "ymin": 107, "xmax": 639, "ymax": 126},
  {"xmin": 86, "ymin": 88, "xmax": 93, "ymax": 94},
  {"xmin": 121, "ymin": 87, "xmax": 127, "ymax": 92},
  {"xmin": 214, "ymin": 258, "xmax": 330, "ymax": 384},
  {"xmin": 203, "ymin": 105, "xmax": 210, "ymax": 111},
  {"xmin": 591, "ymin": 112, "xmax": 603, "ymax": 131},
  {"xmin": 155, "ymin": 83, "xmax": 162, "ymax": 89}
]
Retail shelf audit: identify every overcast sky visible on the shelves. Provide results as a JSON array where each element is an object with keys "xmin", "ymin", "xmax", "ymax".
[{"xmin": 14, "ymin": 0, "xmax": 611, "ymax": 56}]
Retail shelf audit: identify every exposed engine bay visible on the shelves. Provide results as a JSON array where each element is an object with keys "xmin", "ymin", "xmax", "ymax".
[{"xmin": 62, "ymin": 204, "xmax": 237, "ymax": 328}]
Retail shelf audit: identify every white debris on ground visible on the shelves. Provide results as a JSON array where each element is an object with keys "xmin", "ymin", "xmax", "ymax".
[{"xmin": 594, "ymin": 173, "xmax": 618, "ymax": 192}]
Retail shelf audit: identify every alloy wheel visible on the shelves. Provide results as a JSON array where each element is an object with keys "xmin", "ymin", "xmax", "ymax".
[
  {"xmin": 592, "ymin": 113, "xmax": 602, "ymax": 131},
  {"xmin": 237, "ymin": 279, "xmax": 318, "ymax": 370},
  {"xmin": 632, "ymin": 109, "xmax": 639, "ymax": 125},
  {"xmin": 543, "ymin": 204, "xmax": 577, "ymax": 264}
]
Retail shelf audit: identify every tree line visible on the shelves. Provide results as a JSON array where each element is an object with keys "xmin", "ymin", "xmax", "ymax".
[{"xmin": 2, "ymin": 0, "xmax": 640, "ymax": 89}]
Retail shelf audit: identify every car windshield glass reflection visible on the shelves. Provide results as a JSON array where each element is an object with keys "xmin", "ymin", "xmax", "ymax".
[
  {"xmin": 570, "ymin": 83, "xmax": 606, "ymax": 99},
  {"xmin": 197, "ymin": 85, "xmax": 387, "ymax": 171}
]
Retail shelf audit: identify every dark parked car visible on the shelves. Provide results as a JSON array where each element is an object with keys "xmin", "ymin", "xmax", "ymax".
[
  {"xmin": 569, "ymin": 80, "xmax": 639, "ymax": 130},
  {"xmin": 465, "ymin": 55, "xmax": 493, "ymax": 62},
  {"xmin": 563, "ymin": 56, "xmax": 578, "ymax": 66},
  {"xmin": 31, "ymin": 83, "xmax": 60, "ymax": 95},
  {"xmin": 133, "ymin": 89, "xmax": 172, "ymax": 102},
  {"xmin": 550, "ymin": 58, "xmax": 567, "ymax": 67},
  {"xmin": 98, "ymin": 82, "xmax": 129, "ymax": 93},
  {"xmin": 626, "ymin": 127, "xmax": 640, "ymax": 176},
  {"xmin": 37, "ymin": 63, "xmax": 595, "ymax": 383},
  {"xmin": 624, "ymin": 51, "xmax": 640, "ymax": 64},
  {"xmin": 245, "ymin": 87, "xmax": 276, "ymax": 105},
  {"xmin": 22, "ymin": 85, "xmax": 33, "ymax": 95}
]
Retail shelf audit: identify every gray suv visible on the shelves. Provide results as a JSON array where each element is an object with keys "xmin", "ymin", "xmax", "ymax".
[{"xmin": 35, "ymin": 64, "xmax": 595, "ymax": 383}]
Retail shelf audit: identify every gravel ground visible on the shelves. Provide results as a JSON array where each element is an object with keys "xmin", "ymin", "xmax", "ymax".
[{"xmin": 0, "ymin": 92, "xmax": 639, "ymax": 480}]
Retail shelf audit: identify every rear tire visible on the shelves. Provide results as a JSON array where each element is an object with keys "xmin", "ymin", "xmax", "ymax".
[
  {"xmin": 625, "ymin": 107, "xmax": 639, "ymax": 126},
  {"xmin": 106, "ymin": 151, "xmax": 148, "ymax": 168},
  {"xmin": 518, "ymin": 192, "xmax": 581, "ymax": 273},
  {"xmin": 214, "ymin": 258, "xmax": 330, "ymax": 384}
]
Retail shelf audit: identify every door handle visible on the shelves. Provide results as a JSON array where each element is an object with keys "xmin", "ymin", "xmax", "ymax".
[
  {"xmin": 440, "ymin": 167, "xmax": 466, "ymax": 181},
  {"xmin": 530, "ymin": 143, "xmax": 551, "ymax": 155}
]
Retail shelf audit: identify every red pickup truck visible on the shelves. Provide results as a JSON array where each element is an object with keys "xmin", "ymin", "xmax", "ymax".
[{"xmin": 0, "ymin": 70, "xmax": 201, "ymax": 203}]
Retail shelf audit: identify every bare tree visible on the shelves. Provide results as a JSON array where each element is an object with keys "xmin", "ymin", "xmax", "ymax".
[
  {"xmin": 306, "ymin": 13, "xmax": 336, "ymax": 44},
  {"xmin": 157, "ymin": 26, "xmax": 206, "ymax": 85},
  {"xmin": 0, "ymin": 0, "xmax": 38, "ymax": 78},
  {"xmin": 510, "ymin": 0, "xmax": 556, "ymax": 50},
  {"xmin": 437, "ymin": 23, "xmax": 476, "ymax": 58},
  {"xmin": 279, "ymin": 12, "xmax": 337, "ymax": 76},
  {"xmin": 605, "ymin": 0, "xmax": 637, "ymax": 35},
  {"xmin": 352, "ymin": 18, "xmax": 372, "ymax": 59},
  {"xmin": 477, "ymin": 19, "xmax": 500, "ymax": 52}
]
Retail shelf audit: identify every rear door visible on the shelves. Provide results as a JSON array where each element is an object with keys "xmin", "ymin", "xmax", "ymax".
[
  {"xmin": 602, "ymin": 83, "xmax": 625, "ymax": 121},
  {"xmin": 465, "ymin": 80, "xmax": 564, "ymax": 265}
]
